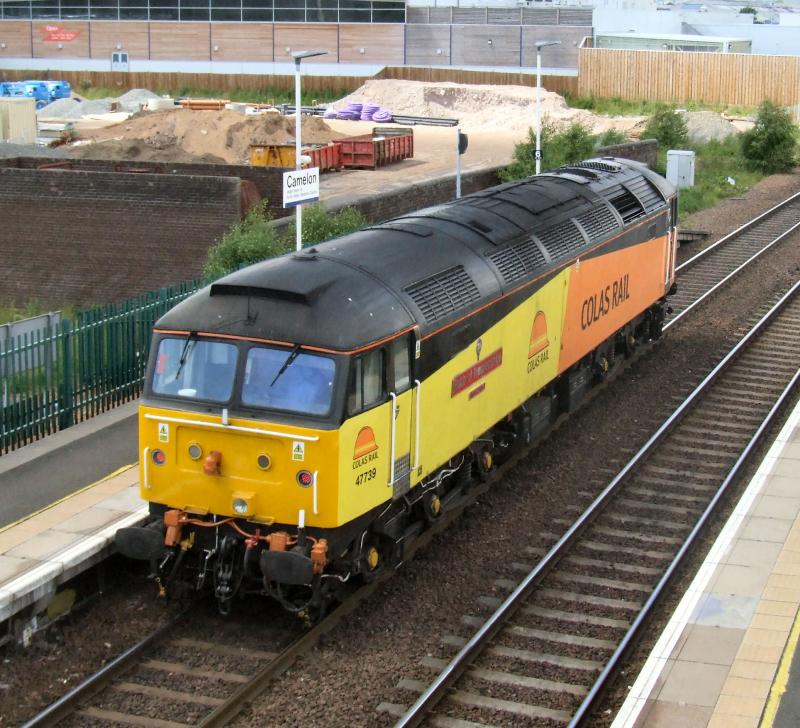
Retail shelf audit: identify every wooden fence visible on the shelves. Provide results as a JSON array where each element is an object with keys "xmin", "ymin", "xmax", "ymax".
[
  {"xmin": 0, "ymin": 69, "xmax": 369, "ymax": 97},
  {"xmin": 578, "ymin": 47, "xmax": 800, "ymax": 108},
  {"xmin": 377, "ymin": 66, "xmax": 579, "ymax": 95},
  {"xmin": 0, "ymin": 67, "xmax": 577, "ymax": 98}
]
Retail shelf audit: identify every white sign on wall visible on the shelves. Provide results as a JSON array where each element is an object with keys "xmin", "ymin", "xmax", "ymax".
[{"xmin": 283, "ymin": 168, "xmax": 320, "ymax": 208}]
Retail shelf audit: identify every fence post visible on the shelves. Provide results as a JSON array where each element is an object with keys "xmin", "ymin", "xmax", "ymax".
[{"xmin": 58, "ymin": 318, "xmax": 74, "ymax": 430}]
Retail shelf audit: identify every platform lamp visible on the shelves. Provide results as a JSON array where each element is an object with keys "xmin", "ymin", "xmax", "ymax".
[
  {"xmin": 292, "ymin": 49, "xmax": 327, "ymax": 251},
  {"xmin": 534, "ymin": 40, "xmax": 560, "ymax": 175}
]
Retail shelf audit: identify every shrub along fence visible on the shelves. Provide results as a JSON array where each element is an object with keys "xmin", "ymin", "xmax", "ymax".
[{"xmin": 0, "ymin": 280, "xmax": 201, "ymax": 455}]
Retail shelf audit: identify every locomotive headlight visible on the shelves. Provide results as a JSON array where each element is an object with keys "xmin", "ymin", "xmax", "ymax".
[
  {"xmin": 257, "ymin": 453, "xmax": 271, "ymax": 470},
  {"xmin": 296, "ymin": 470, "xmax": 314, "ymax": 488},
  {"xmin": 188, "ymin": 443, "xmax": 203, "ymax": 460},
  {"xmin": 232, "ymin": 498, "xmax": 249, "ymax": 515}
]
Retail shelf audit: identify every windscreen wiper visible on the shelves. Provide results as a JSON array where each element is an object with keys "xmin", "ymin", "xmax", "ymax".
[
  {"xmin": 171, "ymin": 332, "xmax": 197, "ymax": 383},
  {"xmin": 270, "ymin": 344, "xmax": 301, "ymax": 387}
]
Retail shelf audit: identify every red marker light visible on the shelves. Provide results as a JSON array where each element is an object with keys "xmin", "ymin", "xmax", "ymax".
[
  {"xmin": 296, "ymin": 470, "xmax": 313, "ymax": 488},
  {"xmin": 152, "ymin": 449, "xmax": 167, "ymax": 466}
]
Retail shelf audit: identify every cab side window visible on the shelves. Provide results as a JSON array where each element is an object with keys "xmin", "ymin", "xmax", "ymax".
[
  {"xmin": 348, "ymin": 348, "xmax": 385, "ymax": 415},
  {"xmin": 391, "ymin": 337, "xmax": 411, "ymax": 393}
]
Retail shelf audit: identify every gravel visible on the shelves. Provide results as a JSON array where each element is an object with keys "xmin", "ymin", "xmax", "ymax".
[
  {"xmin": 228, "ymin": 171, "xmax": 800, "ymax": 728},
  {"xmin": 2, "ymin": 171, "xmax": 799, "ymax": 728},
  {"xmin": 680, "ymin": 110, "xmax": 737, "ymax": 143}
]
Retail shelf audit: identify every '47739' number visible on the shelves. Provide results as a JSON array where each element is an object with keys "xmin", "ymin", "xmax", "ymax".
[{"xmin": 355, "ymin": 468, "xmax": 377, "ymax": 486}]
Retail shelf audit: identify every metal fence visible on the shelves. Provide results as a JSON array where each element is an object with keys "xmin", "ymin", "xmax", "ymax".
[{"xmin": 0, "ymin": 280, "xmax": 201, "ymax": 455}]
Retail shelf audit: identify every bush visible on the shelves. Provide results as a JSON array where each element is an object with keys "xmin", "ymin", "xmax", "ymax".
[
  {"xmin": 642, "ymin": 105, "xmax": 688, "ymax": 150},
  {"xmin": 501, "ymin": 120, "xmax": 599, "ymax": 181},
  {"xmin": 596, "ymin": 129, "xmax": 628, "ymax": 147},
  {"xmin": 741, "ymin": 101, "xmax": 799, "ymax": 173},
  {"xmin": 203, "ymin": 201, "xmax": 367, "ymax": 281},
  {"xmin": 282, "ymin": 202, "xmax": 367, "ymax": 247},
  {"xmin": 203, "ymin": 202, "xmax": 291, "ymax": 280}
]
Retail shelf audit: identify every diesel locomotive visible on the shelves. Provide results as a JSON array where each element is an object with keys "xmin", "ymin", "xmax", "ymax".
[{"xmin": 117, "ymin": 158, "xmax": 678, "ymax": 615}]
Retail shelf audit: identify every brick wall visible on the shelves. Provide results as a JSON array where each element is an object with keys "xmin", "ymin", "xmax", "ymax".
[
  {"xmin": 4, "ymin": 157, "xmax": 289, "ymax": 218},
  {"xmin": 0, "ymin": 168, "xmax": 241, "ymax": 308},
  {"xmin": 598, "ymin": 139, "xmax": 658, "ymax": 169},
  {"xmin": 1, "ymin": 140, "xmax": 657, "ymax": 310}
]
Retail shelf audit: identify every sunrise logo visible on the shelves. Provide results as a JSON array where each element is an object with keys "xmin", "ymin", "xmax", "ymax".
[
  {"xmin": 353, "ymin": 426, "xmax": 378, "ymax": 460},
  {"xmin": 529, "ymin": 311, "xmax": 549, "ymax": 358}
]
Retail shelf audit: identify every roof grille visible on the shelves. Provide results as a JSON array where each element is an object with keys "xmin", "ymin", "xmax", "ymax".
[
  {"xmin": 625, "ymin": 176, "xmax": 665, "ymax": 212},
  {"xmin": 571, "ymin": 160, "xmax": 622, "ymax": 174},
  {"xmin": 604, "ymin": 185, "xmax": 647, "ymax": 224},
  {"xmin": 488, "ymin": 237, "xmax": 547, "ymax": 285},
  {"xmin": 405, "ymin": 265, "xmax": 481, "ymax": 324},
  {"xmin": 575, "ymin": 205, "xmax": 620, "ymax": 243},
  {"xmin": 536, "ymin": 220, "xmax": 585, "ymax": 261}
]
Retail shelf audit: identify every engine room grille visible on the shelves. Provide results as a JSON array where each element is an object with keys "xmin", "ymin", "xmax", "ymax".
[
  {"xmin": 604, "ymin": 185, "xmax": 646, "ymax": 224},
  {"xmin": 488, "ymin": 237, "xmax": 546, "ymax": 285},
  {"xmin": 405, "ymin": 265, "xmax": 481, "ymax": 324},
  {"xmin": 575, "ymin": 205, "xmax": 621, "ymax": 243},
  {"xmin": 536, "ymin": 220, "xmax": 585, "ymax": 261},
  {"xmin": 625, "ymin": 176, "xmax": 665, "ymax": 212}
]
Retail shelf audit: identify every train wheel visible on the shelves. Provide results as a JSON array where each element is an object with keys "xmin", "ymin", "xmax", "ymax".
[
  {"xmin": 422, "ymin": 490, "xmax": 443, "ymax": 522},
  {"xmin": 360, "ymin": 537, "xmax": 384, "ymax": 582}
]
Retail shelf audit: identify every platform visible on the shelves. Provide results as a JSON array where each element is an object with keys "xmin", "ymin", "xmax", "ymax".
[
  {"xmin": 613, "ymin": 398, "xmax": 800, "ymax": 728},
  {"xmin": 0, "ymin": 465, "xmax": 146, "ymax": 627}
]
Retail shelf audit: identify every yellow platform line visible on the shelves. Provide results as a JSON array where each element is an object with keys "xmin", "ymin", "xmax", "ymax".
[
  {"xmin": 760, "ymin": 604, "xmax": 800, "ymax": 728},
  {"xmin": 0, "ymin": 463, "xmax": 138, "ymax": 536}
]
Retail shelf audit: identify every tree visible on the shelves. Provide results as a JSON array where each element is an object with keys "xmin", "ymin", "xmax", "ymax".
[
  {"xmin": 741, "ymin": 101, "xmax": 799, "ymax": 173},
  {"xmin": 739, "ymin": 6, "xmax": 757, "ymax": 13},
  {"xmin": 642, "ymin": 105, "xmax": 688, "ymax": 150}
]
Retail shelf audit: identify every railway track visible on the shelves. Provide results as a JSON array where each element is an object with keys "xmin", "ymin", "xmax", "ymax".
[
  {"xmin": 20, "ymin": 585, "xmax": 379, "ymax": 728},
  {"xmin": 667, "ymin": 190, "xmax": 800, "ymax": 327},
  {"xmin": 19, "ymin": 194, "xmax": 800, "ymax": 727},
  {"xmin": 380, "ymin": 280, "xmax": 800, "ymax": 727}
]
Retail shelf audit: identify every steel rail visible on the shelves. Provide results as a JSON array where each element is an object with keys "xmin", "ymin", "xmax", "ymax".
[
  {"xmin": 568, "ymin": 317, "xmax": 800, "ymax": 725},
  {"xmin": 666, "ymin": 218, "xmax": 800, "ymax": 331},
  {"xmin": 392, "ymin": 278, "xmax": 800, "ymax": 728},
  {"xmin": 21, "ymin": 607, "xmax": 190, "ymax": 728},
  {"xmin": 198, "ymin": 580, "xmax": 380, "ymax": 727},
  {"xmin": 676, "ymin": 189, "xmax": 800, "ymax": 273}
]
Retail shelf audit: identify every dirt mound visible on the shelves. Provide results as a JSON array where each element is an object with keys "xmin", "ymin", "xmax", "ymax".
[
  {"xmin": 681, "ymin": 110, "xmax": 737, "ymax": 143},
  {"xmin": 68, "ymin": 109, "xmax": 341, "ymax": 165},
  {"xmin": 331, "ymin": 79, "xmax": 645, "ymax": 136}
]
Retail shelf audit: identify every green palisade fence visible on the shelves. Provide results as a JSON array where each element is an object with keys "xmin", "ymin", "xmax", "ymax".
[{"xmin": 0, "ymin": 280, "xmax": 202, "ymax": 455}]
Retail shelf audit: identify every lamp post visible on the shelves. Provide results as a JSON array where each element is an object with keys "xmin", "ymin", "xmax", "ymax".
[
  {"xmin": 292, "ymin": 49, "xmax": 327, "ymax": 251},
  {"xmin": 534, "ymin": 40, "xmax": 560, "ymax": 175}
]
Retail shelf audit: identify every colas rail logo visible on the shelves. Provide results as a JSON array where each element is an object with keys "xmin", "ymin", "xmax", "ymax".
[
  {"xmin": 353, "ymin": 426, "xmax": 379, "ymax": 469},
  {"xmin": 527, "ymin": 310, "xmax": 550, "ymax": 373}
]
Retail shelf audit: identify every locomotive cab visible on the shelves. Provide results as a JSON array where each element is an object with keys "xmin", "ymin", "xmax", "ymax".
[{"xmin": 120, "ymin": 319, "xmax": 420, "ymax": 614}]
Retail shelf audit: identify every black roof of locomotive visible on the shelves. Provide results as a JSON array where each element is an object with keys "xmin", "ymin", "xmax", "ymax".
[{"xmin": 156, "ymin": 158, "xmax": 673, "ymax": 353}]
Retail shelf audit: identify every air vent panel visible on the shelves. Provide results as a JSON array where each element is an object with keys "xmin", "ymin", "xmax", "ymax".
[
  {"xmin": 625, "ymin": 176, "xmax": 665, "ymax": 212},
  {"xmin": 405, "ymin": 265, "xmax": 481, "ymax": 324},
  {"xmin": 488, "ymin": 237, "xmax": 547, "ymax": 285},
  {"xmin": 536, "ymin": 220, "xmax": 585, "ymax": 261},
  {"xmin": 575, "ymin": 205, "xmax": 621, "ymax": 243}
]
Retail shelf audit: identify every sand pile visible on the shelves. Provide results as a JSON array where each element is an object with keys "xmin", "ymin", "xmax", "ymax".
[
  {"xmin": 39, "ymin": 89, "xmax": 162, "ymax": 120},
  {"xmin": 68, "ymin": 109, "xmax": 341, "ymax": 164},
  {"xmin": 331, "ymin": 80, "xmax": 645, "ymax": 135}
]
